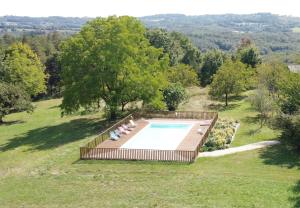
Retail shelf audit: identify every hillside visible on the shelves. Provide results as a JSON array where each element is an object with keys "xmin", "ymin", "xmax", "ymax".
[
  {"xmin": 0, "ymin": 89, "xmax": 298, "ymax": 207},
  {"xmin": 1, "ymin": 13, "xmax": 300, "ymax": 58},
  {"xmin": 141, "ymin": 13, "xmax": 300, "ymax": 55}
]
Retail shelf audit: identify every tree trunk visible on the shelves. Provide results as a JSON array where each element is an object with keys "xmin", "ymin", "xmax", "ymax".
[
  {"xmin": 225, "ymin": 93, "xmax": 228, "ymax": 106},
  {"xmin": 260, "ymin": 118, "xmax": 263, "ymax": 128},
  {"xmin": 108, "ymin": 104, "xmax": 118, "ymax": 120},
  {"xmin": 110, "ymin": 110, "xmax": 117, "ymax": 120},
  {"xmin": 97, "ymin": 99, "xmax": 101, "ymax": 109},
  {"xmin": 0, "ymin": 117, "xmax": 3, "ymax": 124},
  {"xmin": 168, "ymin": 106, "xmax": 176, "ymax": 111},
  {"xmin": 121, "ymin": 103, "xmax": 126, "ymax": 112},
  {"xmin": 260, "ymin": 114, "xmax": 265, "ymax": 128}
]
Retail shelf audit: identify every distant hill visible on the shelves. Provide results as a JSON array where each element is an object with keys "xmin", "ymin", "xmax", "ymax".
[
  {"xmin": 0, "ymin": 16, "xmax": 90, "ymax": 34},
  {"xmin": 1, "ymin": 13, "xmax": 300, "ymax": 59},
  {"xmin": 141, "ymin": 13, "xmax": 300, "ymax": 55},
  {"xmin": 141, "ymin": 13, "xmax": 300, "ymax": 33}
]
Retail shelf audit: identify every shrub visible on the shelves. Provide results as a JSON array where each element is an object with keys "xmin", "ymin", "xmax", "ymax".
[
  {"xmin": 163, "ymin": 83, "xmax": 187, "ymax": 111},
  {"xmin": 274, "ymin": 114, "xmax": 300, "ymax": 150},
  {"xmin": 0, "ymin": 82, "xmax": 33, "ymax": 123}
]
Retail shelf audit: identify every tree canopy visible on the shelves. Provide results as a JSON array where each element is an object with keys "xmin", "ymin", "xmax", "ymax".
[
  {"xmin": 146, "ymin": 29, "xmax": 201, "ymax": 68},
  {"xmin": 0, "ymin": 81, "xmax": 33, "ymax": 123},
  {"xmin": 200, "ymin": 50, "xmax": 226, "ymax": 86},
  {"xmin": 209, "ymin": 61, "xmax": 246, "ymax": 106},
  {"xmin": 163, "ymin": 83, "xmax": 186, "ymax": 111},
  {"xmin": 166, "ymin": 64, "xmax": 198, "ymax": 87},
  {"xmin": 45, "ymin": 54, "xmax": 61, "ymax": 97},
  {"xmin": 250, "ymin": 86, "xmax": 276, "ymax": 127},
  {"xmin": 0, "ymin": 43, "xmax": 46, "ymax": 96},
  {"xmin": 237, "ymin": 39, "xmax": 262, "ymax": 68},
  {"xmin": 257, "ymin": 62, "xmax": 289, "ymax": 95},
  {"xmin": 60, "ymin": 16, "xmax": 169, "ymax": 119},
  {"xmin": 278, "ymin": 72, "xmax": 300, "ymax": 114}
]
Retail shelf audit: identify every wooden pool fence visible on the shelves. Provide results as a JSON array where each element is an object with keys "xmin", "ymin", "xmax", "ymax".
[{"xmin": 80, "ymin": 111, "xmax": 218, "ymax": 162}]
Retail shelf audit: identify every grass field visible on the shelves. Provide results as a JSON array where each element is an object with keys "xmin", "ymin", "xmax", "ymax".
[{"xmin": 0, "ymin": 87, "xmax": 299, "ymax": 207}]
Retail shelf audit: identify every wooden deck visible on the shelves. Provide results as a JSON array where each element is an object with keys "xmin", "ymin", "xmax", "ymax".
[
  {"xmin": 97, "ymin": 119, "xmax": 149, "ymax": 148},
  {"xmin": 177, "ymin": 122, "xmax": 211, "ymax": 151}
]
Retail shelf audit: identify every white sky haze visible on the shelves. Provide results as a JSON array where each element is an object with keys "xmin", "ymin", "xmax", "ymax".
[{"xmin": 1, "ymin": 0, "xmax": 300, "ymax": 17}]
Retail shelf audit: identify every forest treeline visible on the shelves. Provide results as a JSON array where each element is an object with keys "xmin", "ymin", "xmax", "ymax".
[{"xmin": 1, "ymin": 13, "xmax": 300, "ymax": 63}]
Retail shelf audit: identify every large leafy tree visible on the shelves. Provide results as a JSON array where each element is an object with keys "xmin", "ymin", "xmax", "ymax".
[
  {"xmin": 250, "ymin": 86, "xmax": 276, "ymax": 127},
  {"xmin": 0, "ymin": 43, "xmax": 46, "ymax": 96},
  {"xmin": 209, "ymin": 61, "xmax": 246, "ymax": 106},
  {"xmin": 167, "ymin": 64, "xmax": 198, "ymax": 87},
  {"xmin": 0, "ymin": 82, "xmax": 33, "ymax": 123},
  {"xmin": 170, "ymin": 32, "xmax": 201, "ymax": 69},
  {"xmin": 257, "ymin": 62, "xmax": 289, "ymax": 95},
  {"xmin": 200, "ymin": 50, "xmax": 226, "ymax": 86},
  {"xmin": 237, "ymin": 38, "xmax": 262, "ymax": 68},
  {"xmin": 271, "ymin": 71, "xmax": 300, "ymax": 150},
  {"xmin": 45, "ymin": 54, "xmax": 61, "ymax": 97},
  {"xmin": 60, "ymin": 16, "xmax": 168, "ymax": 119},
  {"xmin": 146, "ymin": 29, "xmax": 183, "ymax": 66},
  {"xmin": 146, "ymin": 29, "xmax": 201, "ymax": 68},
  {"xmin": 278, "ymin": 72, "xmax": 300, "ymax": 114}
]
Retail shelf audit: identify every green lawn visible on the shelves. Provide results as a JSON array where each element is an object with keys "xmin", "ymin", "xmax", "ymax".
[{"xmin": 0, "ymin": 89, "xmax": 299, "ymax": 207}]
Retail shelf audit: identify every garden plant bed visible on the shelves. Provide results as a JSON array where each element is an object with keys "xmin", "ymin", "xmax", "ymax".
[{"xmin": 202, "ymin": 118, "xmax": 240, "ymax": 152}]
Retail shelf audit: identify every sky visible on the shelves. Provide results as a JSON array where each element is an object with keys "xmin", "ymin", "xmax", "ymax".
[{"xmin": 1, "ymin": 0, "xmax": 300, "ymax": 17}]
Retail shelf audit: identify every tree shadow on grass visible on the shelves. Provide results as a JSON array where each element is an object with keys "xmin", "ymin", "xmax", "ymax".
[
  {"xmin": 291, "ymin": 180, "xmax": 300, "ymax": 208},
  {"xmin": 259, "ymin": 145, "xmax": 300, "ymax": 169},
  {"xmin": 241, "ymin": 115, "xmax": 260, "ymax": 124},
  {"xmin": 241, "ymin": 115, "xmax": 262, "ymax": 135},
  {"xmin": 228, "ymin": 95, "xmax": 248, "ymax": 102},
  {"xmin": 0, "ymin": 118, "xmax": 112, "ymax": 152},
  {"xmin": 73, "ymin": 159, "xmax": 191, "ymax": 166},
  {"xmin": 259, "ymin": 145, "xmax": 300, "ymax": 207},
  {"xmin": 0, "ymin": 120, "xmax": 25, "ymax": 126},
  {"xmin": 207, "ymin": 103, "xmax": 240, "ymax": 112},
  {"xmin": 48, "ymin": 105, "xmax": 60, "ymax": 109}
]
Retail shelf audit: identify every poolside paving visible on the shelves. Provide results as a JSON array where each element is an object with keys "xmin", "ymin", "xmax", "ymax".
[
  {"xmin": 97, "ymin": 119, "xmax": 149, "ymax": 148},
  {"xmin": 177, "ymin": 122, "xmax": 211, "ymax": 151}
]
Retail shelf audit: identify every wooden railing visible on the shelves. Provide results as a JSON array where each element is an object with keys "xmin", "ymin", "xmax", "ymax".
[
  {"xmin": 135, "ymin": 111, "xmax": 217, "ymax": 120},
  {"xmin": 84, "ymin": 113, "xmax": 134, "ymax": 148},
  {"xmin": 194, "ymin": 113, "xmax": 218, "ymax": 154},
  {"xmin": 80, "ymin": 111, "xmax": 218, "ymax": 162},
  {"xmin": 80, "ymin": 148, "xmax": 197, "ymax": 162}
]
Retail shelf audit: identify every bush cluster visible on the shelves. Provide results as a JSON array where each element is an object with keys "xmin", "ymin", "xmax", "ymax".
[{"xmin": 273, "ymin": 114, "xmax": 300, "ymax": 150}]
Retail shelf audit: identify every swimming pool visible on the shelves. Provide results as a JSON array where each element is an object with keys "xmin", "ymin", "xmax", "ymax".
[{"xmin": 121, "ymin": 122, "xmax": 194, "ymax": 150}]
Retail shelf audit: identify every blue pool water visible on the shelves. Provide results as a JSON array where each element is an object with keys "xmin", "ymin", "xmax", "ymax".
[
  {"xmin": 150, "ymin": 123, "xmax": 191, "ymax": 129},
  {"xmin": 121, "ymin": 122, "xmax": 193, "ymax": 150}
]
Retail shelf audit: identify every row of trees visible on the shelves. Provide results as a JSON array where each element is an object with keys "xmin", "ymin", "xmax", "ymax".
[
  {"xmin": 252, "ymin": 63, "xmax": 300, "ymax": 150},
  {"xmin": 203, "ymin": 37, "xmax": 300, "ymax": 150},
  {"xmin": 0, "ymin": 17, "xmax": 200, "ymax": 122}
]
